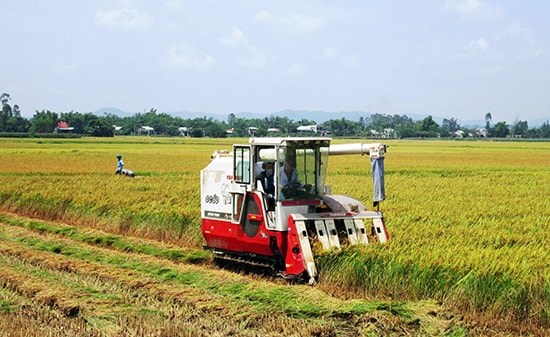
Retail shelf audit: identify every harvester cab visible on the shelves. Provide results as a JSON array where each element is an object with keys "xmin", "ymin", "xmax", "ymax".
[{"xmin": 200, "ymin": 137, "xmax": 388, "ymax": 284}]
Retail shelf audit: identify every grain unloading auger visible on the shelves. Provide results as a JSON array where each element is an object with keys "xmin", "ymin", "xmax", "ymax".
[{"xmin": 200, "ymin": 137, "xmax": 389, "ymax": 284}]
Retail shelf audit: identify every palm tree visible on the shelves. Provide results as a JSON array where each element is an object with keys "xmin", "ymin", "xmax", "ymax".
[
  {"xmin": 1, "ymin": 94, "xmax": 13, "ymax": 128},
  {"xmin": 0, "ymin": 93, "xmax": 10, "ymax": 106},
  {"xmin": 485, "ymin": 112, "xmax": 492, "ymax": 135}
]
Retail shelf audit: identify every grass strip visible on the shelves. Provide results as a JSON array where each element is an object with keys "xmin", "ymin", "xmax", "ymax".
[
  {"xmin": 0, "ymin": 219, "xmax": 406, "ymax": 321},
  {"xmin": 0, "ymin": 213, "xmax": 209, "ymax": 264}
]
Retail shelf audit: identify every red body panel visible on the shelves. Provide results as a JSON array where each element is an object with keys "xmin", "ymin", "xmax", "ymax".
[
  {"xmin": 202, "ymin": 193, "xmax": 288, "ymax": 260},
  {"xmin": 380, "ymin": 218, "xmax": 390, "ymax": 241},
  {"xmin": 283, "ymin": 215, "xmax": 307, "ymax": 276}
]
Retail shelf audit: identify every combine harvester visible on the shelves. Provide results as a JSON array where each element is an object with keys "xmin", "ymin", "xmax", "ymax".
[{"xmin": 200, "ymin": 137, "xmax": 388, "ymax": 284}]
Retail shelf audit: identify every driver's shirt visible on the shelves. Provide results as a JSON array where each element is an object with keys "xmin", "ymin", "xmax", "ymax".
[{"xmin": 279, "ymin": 166, "xmax": 299, "ymax": 187}]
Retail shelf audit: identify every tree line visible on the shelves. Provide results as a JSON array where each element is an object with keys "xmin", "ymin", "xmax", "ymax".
[{"xmin": 1, "ymin": 94, "xmax": 549, "ymax": 139}]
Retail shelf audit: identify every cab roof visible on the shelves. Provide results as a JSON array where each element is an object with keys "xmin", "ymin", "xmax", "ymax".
[{"xmin": 247, "ymin": 137, "xmax": 332, "ymax": 147}]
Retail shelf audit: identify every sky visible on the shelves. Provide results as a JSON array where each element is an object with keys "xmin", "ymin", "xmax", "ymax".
[{"xmin": 3, "ymin": 0, "xmax": 550, "ymax": 124}]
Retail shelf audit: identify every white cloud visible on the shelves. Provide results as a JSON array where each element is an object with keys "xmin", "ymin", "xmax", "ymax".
[
  {"xmin": 322, "ymin": 48, "xmax": 338, "ymax": 59},
  {"xmin": 445, "ymin": 0, "xmax": 482, "ymax": 13},
  {"xmin": 220, "ymin": 27, "xmax": 271, "ymax": 68},
  {"xmin": 237, "ymin": 53, "xmax": 271, "ymax": 68},
  {"xmin": 54, "ymin": 62, "xmax": 79, "ymax": 73},
  {"xmin": 342, "ymin": 55, "xmax": 361, "ymax": 67},
  {"xmin": 444, "ymin": 0, "xmax": 504, "ymax": 20},
  {"xmin": 321, "ymin": 48, "xmax": 360, "ymax": 67},
  {"xmin": 252, "ymin": 10, "xmax": 325, "ymax": 35},
  {"xmin": 501, "ymin": 22, "xmax": 535, "ymax": 45},
  {"xmin": 466, "ymin": 38, "xmax": 490, "ymax": 52},
  {"xmin": 94, "ymin": 8, "xmax": 153, "ymax": 31},
  {"xmin": 164, "ymin": 0, "xmax": 186, "ymax": 11},
  {"xmin": 220, "ymin": 26, "xmax": 248, "ymax": 48},
  {"xmin": 499, "ymin": 22, "xmax": 546, "ymax": 57},
  {"xmin": 164, "ymin": 45, "xmax": 214, "ymax": 71},
  {"xmin": 287, "ymin": 63, "xmax": 308, "ymax": 75}
]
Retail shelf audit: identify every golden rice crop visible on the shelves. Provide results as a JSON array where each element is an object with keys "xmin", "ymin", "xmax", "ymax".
[
  {"xmin": 1, "ymin": 136, "xmax": 549, "ymax": 331},
  {"xmin": 322, "ymin": 139, "xmax": 550, "ymax": 328}
]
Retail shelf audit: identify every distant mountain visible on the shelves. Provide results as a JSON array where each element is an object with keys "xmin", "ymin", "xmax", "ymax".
[
  {"xmin": 94, "ymin": 107, "xmax": 548, "ymax": 128},
  {"xmin": 166, "ymin": 110, "xmax": 218, "ymax": 120},
  {"xmin": 94, "ymin": 107, "xmax": 135, "ymax": 117},
  {"xmin": 175, "ymin": 110, "xmax": 371, "ymax": 123},
  {"xmin": 268, "ymin": 110, "xmax": 369, "ymax": 123},
  {"xmin": 93, "ymin": 108, "xmax": 373, "ymax": 123},
  {"xmin": 531, "ymin": 118, "xmax": 549, "ymax": 127},
  {"xmin": 459, "ymin": 118, "xmax": 549, "ymax": 128}
]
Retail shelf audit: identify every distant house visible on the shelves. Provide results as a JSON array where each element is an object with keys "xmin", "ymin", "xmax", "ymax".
[
  {"xmin": 451, "ymin": 130, "xmax": 465, "ymax": 138},
  {"xmin": 469, "ymin": 128, "xmax": 487, "ymax": 138},
  {"xmin": 248, "ymin": 127, "xmax": 258, "ymax": 136},
  {"xmin": 178, "ymin": 127, "xmax": 192, "ymax": 136},
  {"xmin": 297, "ymin": 124, "xmax": 329, "ymax": 136},
  {"xmin": 370, "ymin": 128, "xmax": 394, "ymax": 138},
  {"xmin": 137, "ymin": 126, "xmax": 155, "ymax": 136},
  {"xmin": 55, "ymin": 121, "xmax": 74, "ymax": 133},
  {"xmin": 382, "ymin": 128, "xmax": 395, "ymax": 138},
  {"xmin": 297, "ymin": 125, "xmax": 318, "ymax": 133}
]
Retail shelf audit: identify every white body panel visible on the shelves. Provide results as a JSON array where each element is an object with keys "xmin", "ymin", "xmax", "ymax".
[{"xmin": 200, "ymin": 154, "xmax": 234, "ymax": 221}]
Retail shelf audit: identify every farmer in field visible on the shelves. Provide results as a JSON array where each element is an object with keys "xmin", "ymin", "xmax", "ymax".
[
  {"xmin": 115, "ymin": 154, "xmax": 135, "ymax": 177},
  {"xmin": 115, "ymin": 154, "xmax": 124, "ymax": 174}
]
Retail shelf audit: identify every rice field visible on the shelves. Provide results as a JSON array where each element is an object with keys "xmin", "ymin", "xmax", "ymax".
[
  {"xmin": 320, "ymin": 139, "xmax": 550, "ymax": 332},
  {"xmin": 0, "ymin": 136, "xmax": 549, "ymax": 336}
]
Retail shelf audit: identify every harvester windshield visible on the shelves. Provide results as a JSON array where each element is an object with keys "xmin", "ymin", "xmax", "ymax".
[{"xmin": 277, "ymin": 142, "xmax": 328, "ymax": 201}]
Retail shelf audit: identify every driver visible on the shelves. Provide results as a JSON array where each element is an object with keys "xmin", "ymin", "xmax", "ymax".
[{"xmin": 279, "ymin": 161, "xmax": 300, "ymax": 193}]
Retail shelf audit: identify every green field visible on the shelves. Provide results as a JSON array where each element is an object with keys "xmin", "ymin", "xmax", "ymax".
[{"xmin": 0, "ymin": 137, "xmax": 548, "ymax": 336}]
